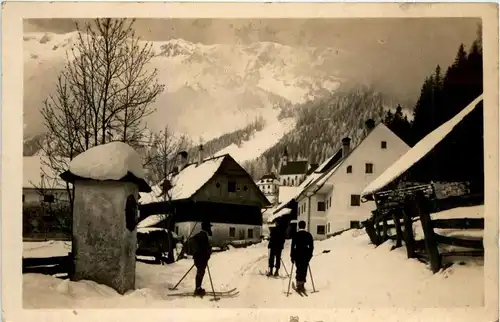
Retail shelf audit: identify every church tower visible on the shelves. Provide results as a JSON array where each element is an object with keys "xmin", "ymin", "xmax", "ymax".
[{"xmin": 281, "ymin": 146, "xmax": 289, "ymax": 167}]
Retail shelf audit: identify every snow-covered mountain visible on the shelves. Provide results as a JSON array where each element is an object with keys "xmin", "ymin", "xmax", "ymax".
[{"xmin": 24, "ymin": 32, "xmax": 344, "ymax": 144}]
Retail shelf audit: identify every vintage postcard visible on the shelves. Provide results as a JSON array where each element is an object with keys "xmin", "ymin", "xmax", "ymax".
[{"xmin": 2, "ymin": 2, "xmax": 499, "ymax": 322}]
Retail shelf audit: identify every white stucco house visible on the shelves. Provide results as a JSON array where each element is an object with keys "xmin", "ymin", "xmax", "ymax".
[
  {"xmin": 275, "ymin": 119, "xmax": 411, "ymax": 240},
  {"xmin": 256, "ymin": 173, "xmax": 280, "ymax": 205},
  {"xmin": 23, "ymin": 156, "xmax": 70, "ymax": 205}
]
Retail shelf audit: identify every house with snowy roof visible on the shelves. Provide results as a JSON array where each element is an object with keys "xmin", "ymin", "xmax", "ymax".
[
  {"xmin": 274, "ymin": 119, "xmax": 411, "ymax": 240},
  {"xmin": 23, "ymin": 156, "xmax": 70, "ymax": 205},
  {"xmin": 278, "ymin": 147, "xmax": 318, "ymax": 187},
  {"xmin": 362, "ymin": 94, "xmax": 484, "ymax": 201},
  {"xmin": 139, "ymin": 148, "xmax": 271, "ymax": 247},
  {"xmin": 256, "ymin": 173, "xmax": 280, "ymax": 205}
]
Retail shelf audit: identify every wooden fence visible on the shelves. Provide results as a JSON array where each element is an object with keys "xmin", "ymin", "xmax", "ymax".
[
  {"xmin": 363, "ymin": 185, "xmax": 484, "ymax": 273},
  {"xmin": 23, "ymin": 253, "xmax": 73, "ymax": 278}
]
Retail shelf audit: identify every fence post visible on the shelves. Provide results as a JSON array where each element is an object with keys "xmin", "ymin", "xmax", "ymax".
[
  {"xmin": 375, "ymin": 217, "xmax": 382, "ymax": 240},
  {"xmin": 392, "ymin": 209, "xmax": 403, "ymax": 248},
  {"xmin": 382, "ymin": 217, "xmax": 389, "ymax": 240},
  {"xmin": 365, "ymin": 218, "xmax": 380, "ymax": 246},
  {"xmin": 415, "ymin": 192, "xmax": 441, "ymax": 273},
  {"xmin": 402, "ymin": 197, "xmax": 416, "ymax": 258}
]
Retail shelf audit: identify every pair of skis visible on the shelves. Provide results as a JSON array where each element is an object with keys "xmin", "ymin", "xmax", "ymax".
[
  {"xmin": 290, "ymin": 282, "xmax": 308, "ymax": 297},
  {"xmin": 167, "ymin": 287, "xmax": 239, "ymax": 300},
  {"xmin": 258, "ymin": 270, "xmax": 289, "ymax": 279}
]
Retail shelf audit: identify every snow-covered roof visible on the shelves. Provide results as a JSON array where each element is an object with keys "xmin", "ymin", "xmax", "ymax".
[
  {"xmin": 314, "ymin": 162, "xmax": 343, "ymax": 187},
  {"xmin": 139, "ymin": 155, "xmax": 225, "ymax": 204},
  {"xmin": 23, "ymin": 156, "xmax": 68, "ymax": 190},
  {"xmin": 69, "ymin": 141, "xmax": 145, "ymax": 181},
  {"xmin": 137, "ymin": 227, "xmax": 179, "ymax": 239},
  {"xmin": 362, "ymin": 94, "xmax": 484, "ymax": 197},
  {"xmin": 137, "ymin": 214, "xmax": 167, "ymax": 229},
  {"xmin": 267, "ymin": 208, "xmax": 292, "ymax": 223},
  {"xmin": 60, "ymin": 141, "xmax": 151, "ymax": 192}
]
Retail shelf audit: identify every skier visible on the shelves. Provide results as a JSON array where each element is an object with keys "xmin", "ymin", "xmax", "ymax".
[
  {"xmin": 190, "ymin": 221, "xmax": 213, "ymax": 296},
  {"xmin": 267, "ymin": 220, "xmax": 286, "ymax": 277},
  {"xmin": 290, "ymin": 220, "xmax": 314, "ymax": 292}
]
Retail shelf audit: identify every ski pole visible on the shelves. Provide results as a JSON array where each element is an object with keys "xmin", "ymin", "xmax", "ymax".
[
  {"xmin": 308, "ymin": 265, "xmax": 317, "ymax": 293},
  {"xmin": 286, "ymin": 263, "xmax": 294, "ymax": 297},
  {"xmin": 169, "ymin": 263, "xmax": 195, "ymax": 290},
  {"xmin": 280, "ymin": 258, "xmax": 289, "ymax": 276},
  {"xmin": 206, "ymin": 264, "xmax": 219, "ymax": 301}
]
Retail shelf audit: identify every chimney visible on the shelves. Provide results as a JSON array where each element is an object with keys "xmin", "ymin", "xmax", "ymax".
[
  {"xmin": 178, "ymin": 151, "xmax": 188, "ymax": 170},
  {"xmin": 198, "ymin": 144, "xmax": 204, "ymax": 166},
  {"xmin": 342, "ymin": 137, "xmax": 351, "ymax": 157},
  {"xmin": 365, "ymin": 119, "xmax": 375, "ymax": 133}
]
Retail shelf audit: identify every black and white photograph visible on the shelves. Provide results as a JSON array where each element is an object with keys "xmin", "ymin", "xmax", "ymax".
[{"xmin": 2, "ymin": 2, "xmax": 499, "ymax": 321}]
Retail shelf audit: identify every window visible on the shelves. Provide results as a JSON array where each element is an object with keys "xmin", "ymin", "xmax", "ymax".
[
  {"xmin": 291, "ymin": 179, "xmax": 295, "ymax": 186},
  {"xmin": 317, "ymin": 201, "xmax": 325, "ymax": 211},
  {"xmin": 381, "ymin": 141, "xmax": 387, "ymax": 149},
  {"xmin": 317, "ymin": 225, "xmax": 326, "ymax": 235},
  {"xmin": 243, "ymin": 185, "xmax": 248, "ymax": 191},
  {"xmin": 22, "ymin": 194, "xmax": 25, "ymax": 203},
  {"xmin": 248, "ymin": 228, "xmax": 254, "ymax": 239},
  {"xmin": 327, "ymin": 223, "xmax": 331, "ymax": 233},
  {"xmin": 350, "ymin": 221, "xmax": 361, "ymax": 229},
  {"xmin": 228, "ymin": 181, "xmax": 236, "ymax": 192},
  {"xmin": 216, "ymin": 182, "xmax": 221, "ymax": 188},
  {"xmin": 351, "ymin": 194, "xmax": 361, "ymax": 206},
  {"xmin": 347, "ymin": 165, "xmax": 352, "ymax": 173},
  {"xmin": 44, "ymin": 194, "xmax": 55, "ymax": 203},
  {"xmin": 238, "ymin": 229, "xmax": 245, "ymax": 240},
  {"xmin": 229, "ymin": 227, "xmax": 236, "ymax": 237},
  {"xmin": 365, "ymin": 163, "xmax": 374, "ymax": 174}
]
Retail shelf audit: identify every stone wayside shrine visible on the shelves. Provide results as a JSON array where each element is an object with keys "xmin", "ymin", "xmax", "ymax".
[{"xmin": 60, "ymin": 141, "xmax": 151, "ymax": 294}]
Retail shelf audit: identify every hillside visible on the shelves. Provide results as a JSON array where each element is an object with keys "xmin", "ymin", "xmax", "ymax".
[
  {"xmin": 240, "ymin": 85, "xmax": 413, "ymax": 178},
  {"xmin": 23, "ymin": 85, "xmax": 412, "ymax": 185}
]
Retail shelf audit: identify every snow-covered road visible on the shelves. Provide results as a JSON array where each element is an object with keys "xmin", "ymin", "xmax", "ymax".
[{"xmin": 23, "ymin": 208, "xmax": 485, "ymax": 309}]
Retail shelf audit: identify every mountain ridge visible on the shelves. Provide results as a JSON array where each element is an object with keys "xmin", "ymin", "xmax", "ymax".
[{"xmin": 24, "ymin": 31, "xmax": 344, "ymax": 142}]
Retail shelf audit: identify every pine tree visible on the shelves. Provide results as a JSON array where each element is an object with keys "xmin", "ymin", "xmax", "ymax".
[{"xmin": 408, "ymin": 31, "xmax": 483, "ymax": 191}]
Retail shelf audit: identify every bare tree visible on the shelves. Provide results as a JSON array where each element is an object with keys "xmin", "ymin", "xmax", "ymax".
[
  {"xmin": 142, "ymin": 126, "xmax": 189, "ymax": 263},
  {"xmin": 38, "ymin": 18, "xmax": 164, "ymax": 208},
  {"xmin": 143, "ymin": 126, "xmax": 189, "ymax": 187}
]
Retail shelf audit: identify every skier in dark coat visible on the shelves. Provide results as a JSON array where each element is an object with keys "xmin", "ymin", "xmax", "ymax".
[
  {"xmin": 267, "ymin": 220, "xmax": 286, "ymax": 277},
  {"xmin": 290, "ymin": 220, "xmax": 314, "ymax": 292},
  {"xmin": 190, "ymin": 221, "xmax": 212, "ymax": 296}
]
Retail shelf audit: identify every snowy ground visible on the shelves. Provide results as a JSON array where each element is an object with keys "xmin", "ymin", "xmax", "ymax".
[{"xmin": 23, "ymin": 209, "xmax": 484, "ymax": 309}]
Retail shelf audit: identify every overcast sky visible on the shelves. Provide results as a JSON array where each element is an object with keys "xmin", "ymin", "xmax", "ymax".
[
  {"xmin": 25, "ymin": 18, "xmax": 480, "ymax": 47},
  {"xmin": 24, "ymin": 18, "xmax": 481, "ymax": 99}
]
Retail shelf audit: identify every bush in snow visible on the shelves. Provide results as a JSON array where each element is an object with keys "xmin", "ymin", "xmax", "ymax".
[{"xmin": 23, "ymin": 203, "xmax": 72, "ymax": 239}]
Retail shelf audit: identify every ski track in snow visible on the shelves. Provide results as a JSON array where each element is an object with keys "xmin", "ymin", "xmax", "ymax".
[{"xmin": 23, "ymin": 209, "xmax": 485, "ymax": 309}]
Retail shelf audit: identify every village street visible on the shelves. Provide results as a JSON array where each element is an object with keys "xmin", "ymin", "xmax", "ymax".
[{"xmin": 23, "ymin": 208, "xmax": 484, "ymax": 309}]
